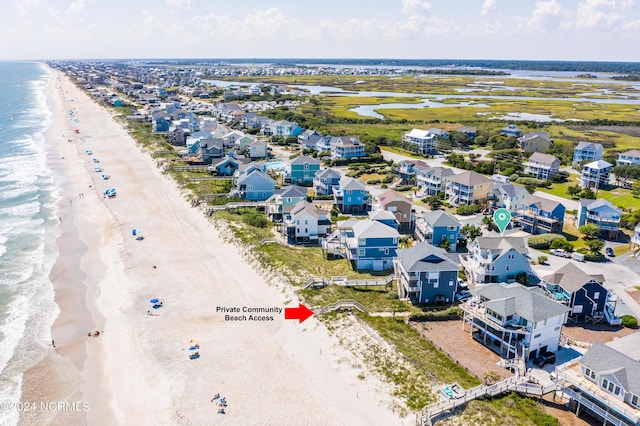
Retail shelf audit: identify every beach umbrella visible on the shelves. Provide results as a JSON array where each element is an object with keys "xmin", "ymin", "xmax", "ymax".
[
  {"xmin": 188, "ymin": 346, "xmax": 198, "ymax": 351},
  {"xmin": 150, "ymin": 298, "xmax": 159, "ymax": 304},
  {"xmin": 132, "ymin": 229, "xmax": 138, "ymax": 236}
]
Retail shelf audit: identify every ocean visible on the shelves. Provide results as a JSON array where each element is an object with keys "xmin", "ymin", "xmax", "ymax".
[{"xmin": 0, "ymin": 62, "xmax": 60, "ymax": 424}]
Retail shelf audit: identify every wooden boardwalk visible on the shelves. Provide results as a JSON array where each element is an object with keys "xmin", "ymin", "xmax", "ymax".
[{"xmin": 301, "ymin": 274, "xmax": 393, "ymax": 289}]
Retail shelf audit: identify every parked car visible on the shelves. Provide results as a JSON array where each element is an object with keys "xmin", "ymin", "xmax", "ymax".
[
  {"xmin": 550, "ymin": 249, "xmax": 571, "ymax": 258},
  {"xmin": 533, "ymin": 352, "xmax": 556, "ymax": 367},
  {"xmin": 455, "ymin": 290, "xmax": 472, "ymax": 301},
  {"xmin": 606, "ymin": 247, "xmax": 615, "ymax": 257},
  {"xmin": 457, "ymin": 278, "xmax": 468, "ymax": 290}
]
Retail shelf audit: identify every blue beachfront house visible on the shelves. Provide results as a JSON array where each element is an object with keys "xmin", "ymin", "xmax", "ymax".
[
  {"xmin": 208, "ymin": 156, "xmax": 239, "ymax": 176},
  {"xmin": 394, "ymin": 242, "xmax": 460, "ymax": 304},
  {"xmin": 313, "ymin": 168, "xmax": 341, "ymax": 196},
  {"xmin": 325, "ymin": 219, "xmax": 399, "ymax": 271},
  {"xmin": 289, "ymin": 155, "xmax": 321, "ymax": 185},
  {"xmin": 463, "ymin": 236, "xmax": 531, "ymax": 284},
  {"xmin": 415, "ymin": 210, "xmax": 462, "ymax": 252},
  {"xmin": 516, "ymin": 194, "xmax": 565, "ymax": 234},
  {"xmin": 233, "ymin": 166, "xmax": 276, "ymax": 201},
  {"xmin": 333, "ymin": 177, "xmax": 370, "ymax": 214},
  {"xmin": 577, "ymin": 198, "xmax": 621, "ymax": 240}
]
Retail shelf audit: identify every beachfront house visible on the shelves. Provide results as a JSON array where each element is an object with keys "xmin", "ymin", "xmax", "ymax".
[
  {"xmin": 462, "ymin": 236, "xmax": 531, "ymax": 284},
  {"xmin": 616, "ymin": 149, "xmax": 640, "ymax": 167},
  {"xmin": 233, "ymin": 166, "xmax": 276, "ymax": 201},
  {"xmin": 414, "ymin": 210, "xmax": 462, "ymax": 252},
  {"xmin": 290, "ymin": 155, "xmax": 321, "ymax": 185},
  {"xmin": 402, "ymin": 129, "xmax": 439, "ymax": 155},
  {"xmin": 322, "ymin": 219, "xmax": 399, "ymax": 271},
  {"xmin": 524, "ymin": 153, "xmax": 560, "ymax": 181},
  {"xmin": 330, "ymin": 136, "xmax": 367, "ymax": 159},
  {"xmin": 518, "ymin": 132, "xmax": 553, "ymax": 153},
  {"xmin": 515, "ymin": 194, "xmax": 565, "ymax": 234},
  {"xmin": 333, "ymin": 177, "xmax": 370, "ymax": 214},
  {"xmin": 374, "ymin": 189, "xmax": 414, "ymax": 231},
  {"xmin": 265, "ymin": 185, "xmax": 309, "ymax": 223},
  {"xmin": 560, "ymin": 333, "xmax": 640, "ymax": 426},
  {"xmin": 249, "ymin": 140, "xmax": 268, "ymax": 159},
  {"xmin": 416, "ymin": 166, "xmax": 455, "ymax": 196},
  {"xmin": 501, "ymin": 124, "xmax": 523, "ymax": 137},
  {"xmin": 198, "ymin": 138, "xmax": 225, "ymax": 163},
  {"xmin": 579, "ymin": 160, "xmax": 612, "ymax": 189},
  {"xmin": 573, "ymin": 142, "xmax": 604, "ymax": 164},
  {"xmin": 208, "ymin": 155, "xmax": 239, "ymax": 176},
  {"xmin": 315, "ymin": 135, "xmax": 334, "ymax": 153},
  {"xmin": 152, "ymin": 111, "xmax": 171, "ymax": 133},
  {"xmin": 541, "ymin": 263, "xmax": 618, "ymax": 325},
  {"xmin": 576, "ymin": 198, "xmax": 621, "ymax": 240},
  {"xmin": 461, "ymin": 283, "xmax": 570, "ymax": 360},
  {"xmin": 283, "ymin": 200, "xmax": 332, "ymax": 244},
  {"xmin": 394, "ymin": 243, "xmax": 459, "ymax": 304},
  {"xmin": 313, "ymin": 168, "xmax": 341, "ymax": 196},
  {"xmin": 445, "ymin": 170, "xmax": 494, "ymax": 206},
  {"xmin": 489, "ymin": 182, "xmax": 530, "ymax": 214}
]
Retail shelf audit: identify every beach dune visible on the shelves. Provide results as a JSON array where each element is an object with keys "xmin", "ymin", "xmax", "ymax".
[{"xmin": 20, "ymin": 69, "xmax": 408, "ymax": 425}]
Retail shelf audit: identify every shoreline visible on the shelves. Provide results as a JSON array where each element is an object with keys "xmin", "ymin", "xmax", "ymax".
[{"xmin": 19, "ymin": 67, "xmax": 409, "ymax": 425}]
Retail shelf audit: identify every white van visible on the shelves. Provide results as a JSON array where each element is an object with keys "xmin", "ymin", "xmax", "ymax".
[{"xmin": 572, "ymin": 252, "xmax": 585, "ymax": 262}]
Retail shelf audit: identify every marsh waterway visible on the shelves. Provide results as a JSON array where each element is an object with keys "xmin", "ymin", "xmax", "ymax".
[{"xmin": 204, "ymin": 77, "xmax": 640, "ymax": 121}]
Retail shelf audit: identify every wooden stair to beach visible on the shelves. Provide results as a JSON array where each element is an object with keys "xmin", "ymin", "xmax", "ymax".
[
  {"xmin": 313, "ymin": 299, "xmax": 369, "ymax": 315},
  {"xmin": 417, "ymin": 376, "xmax": 558, "ymax": 426}
]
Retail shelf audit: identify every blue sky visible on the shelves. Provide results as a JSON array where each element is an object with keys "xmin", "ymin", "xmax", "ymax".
[{"xmin": 2, "ymin": 0, "xmax": 640, "ymax": 61}]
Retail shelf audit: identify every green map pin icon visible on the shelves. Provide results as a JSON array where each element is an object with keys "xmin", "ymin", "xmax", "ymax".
[{"xmin": 493, "ymin": 208, "xmax": 511, "ymax": 235}]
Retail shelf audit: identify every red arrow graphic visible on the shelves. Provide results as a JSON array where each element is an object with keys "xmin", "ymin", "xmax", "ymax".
[{"xmin": 284, "ymin": 303, "xmax": 314, "ymax": 324}]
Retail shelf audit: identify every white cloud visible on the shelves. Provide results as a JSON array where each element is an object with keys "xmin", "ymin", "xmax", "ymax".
[
  {"xmin": 164, "ymin": 0, "xmax": 191, "ymax": 7},
  {"xmin": 517, "ymin": 0, "xmax": 566, "ymax": 32},
  {"xmin": 401, "ymin": 0, "xmax": 431, "ymax": 14},
  {"xmin": 575, "ymin": 0, "xmax": 623, "ymax": 29},
  {"xmin": 481, "ymin": 0, "xmax": 497, "ymax": 15},
  {"xmin": 66, "ymin": 0, "xmax": 93, "ymax": 15}
]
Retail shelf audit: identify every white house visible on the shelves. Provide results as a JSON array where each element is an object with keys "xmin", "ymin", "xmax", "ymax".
[{"xmin": 461, "ymin": 283, "xmax": 570, "ymax": 360}]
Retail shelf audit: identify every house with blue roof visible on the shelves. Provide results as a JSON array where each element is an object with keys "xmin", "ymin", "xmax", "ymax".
[
  {"xmin": 415, "ymin": 210, "xmax": 462, "ymax": 252},
  {"xmin": 313, "ymin": 168, "xmax": 341, "ymax": 196},
  {"xmin": 290, "ymin": 155, "xmax": 321, "ymax": 185},
  {"xmin": 233, "ymin": 166, "xmax": 276, "ymax": 201},
  {"xmin": 573, "ymin": 142, "xmax": 604, "ymax": 164},
  {"xmin": 577, "ymin": 198, "xmax": 621, "ymax": 239},
  {"xmin": 394, "ymin": 243, "xmax": 459, "ymax": 304},
  {"xmin": 333, "ymin": 177, "xmax": 370, "ymax": 214}
]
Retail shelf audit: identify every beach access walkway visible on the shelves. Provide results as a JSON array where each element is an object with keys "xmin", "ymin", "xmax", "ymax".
[{"xmin": 419, "ymin": 375, "xmax": 558, "ymax": 426}]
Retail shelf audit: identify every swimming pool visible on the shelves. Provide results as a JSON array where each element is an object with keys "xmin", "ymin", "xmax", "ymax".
[{"xmin": 265, "ymin": 160, "xmax": 288, "ymax": 170}]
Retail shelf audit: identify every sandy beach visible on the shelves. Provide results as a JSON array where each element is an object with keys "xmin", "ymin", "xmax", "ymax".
[{"xmin": 18, "ymin": 68, "xmax": 409, "ymax": 425}]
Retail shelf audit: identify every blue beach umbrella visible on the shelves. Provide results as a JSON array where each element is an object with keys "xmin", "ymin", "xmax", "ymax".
[{"xmin": 150, "ymin": 298, "xmax": 159, "ymax": 304}]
